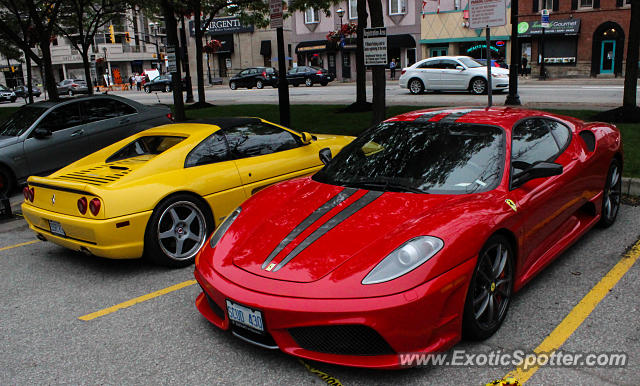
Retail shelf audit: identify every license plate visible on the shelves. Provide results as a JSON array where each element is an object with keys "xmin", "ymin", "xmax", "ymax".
[
  {"xmin": 226, "ymin": 300, "xmax": 264, "ymax": 333},
  {"xmin": 48, "ymin": 220, "xmax": 66, "ymax": 237}
]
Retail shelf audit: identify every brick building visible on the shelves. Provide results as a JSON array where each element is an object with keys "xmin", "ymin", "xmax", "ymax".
[{"xmin": 518, "ymin": 0, "xmax": 631, "ymax": 78}]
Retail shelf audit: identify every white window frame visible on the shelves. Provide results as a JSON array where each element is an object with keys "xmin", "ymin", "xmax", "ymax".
[
  {"xmin": 348, "ymin": 0, "xmax": 358, "ymax": 20},
  {"xmin": 579, "ymin": 0, "xmax": 593, "ymax": 9},
  {"xmin": 304, "ymin": 8, "xmax": 320, "ymax": 24},
  {"xmin": 539, "ymin": 0, "xmax": 554, "ymax": 10},
  {"xmin": 389, "ymin": 0, "xmax": 407, "ymax": 15}
]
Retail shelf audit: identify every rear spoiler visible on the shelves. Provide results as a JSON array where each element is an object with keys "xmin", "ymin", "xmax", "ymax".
[{"xmin": 27, "ymin": 175, "xmax": 101, "ymax": 196}]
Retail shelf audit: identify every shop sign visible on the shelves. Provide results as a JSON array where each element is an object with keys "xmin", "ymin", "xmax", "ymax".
[{"xmin": 517, "ymin": 19, "xmax": 580, "ymax": 36}]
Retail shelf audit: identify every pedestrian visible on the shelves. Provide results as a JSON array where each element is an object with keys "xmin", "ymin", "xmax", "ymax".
[
  {"xmin": 136, "ymin": 73, "xmax": 142, "ymax": 91},
  {"xmin": 521, "ymin": 55, "xmax": 528, "ymax": 77},
  {"xmin": 389, "ymin": 59, "xmax": 397, "ymax": 80},
  {"xmin": 129, "ymin": 75, "xmax": 134, "ymax": 90}
]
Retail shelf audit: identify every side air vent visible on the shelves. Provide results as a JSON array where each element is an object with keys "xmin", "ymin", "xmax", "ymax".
[{"xmin": 579, "ymin": 130, "xmax": 596, "ymax": 152}]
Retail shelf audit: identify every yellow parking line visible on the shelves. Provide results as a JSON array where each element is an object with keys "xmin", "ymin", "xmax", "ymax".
[
  {"xmin": 299, "ymin": 360, "xmax": 343, "ymax": 386},
  {"xmin": 503, "ymin": 239, "xmax": 640, "ymax": 383},
  {"xmin": 0, "ymin": 240, "xmax": 39, "ymax": 252},
  {"xmin": 78, "ymin": 279, "xmax": 197, "ymax": 321}
]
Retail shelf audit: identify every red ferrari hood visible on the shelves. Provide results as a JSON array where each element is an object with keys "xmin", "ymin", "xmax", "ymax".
[{"xmin": 231, "ymin": 180, "xmax": 471, "ymax": 283}]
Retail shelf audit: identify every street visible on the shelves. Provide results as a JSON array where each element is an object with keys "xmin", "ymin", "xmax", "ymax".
[
  {"xmin": 1, "ymin": 199, "xmax": 639, "ymax": 384},
  {"xmin": 1, "ymin": 79, "xmax": 633, "ymax": 111}
]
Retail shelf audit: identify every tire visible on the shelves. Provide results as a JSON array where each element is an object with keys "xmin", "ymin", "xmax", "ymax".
[
  {"xmin": 67, "ymin": 90, "xmax": 74, "ymax": 96},
  {"xmin": 305, "ymin": 78, "xmax": 313, "ymax": 87},
  {"xmin": 144, "ymin": 194, "xmax": 213, "ymax": 268},
  {"xmin": 164, "ymin": 84, "xmax": 171, "ymax": 93},
  {"xmin": 321, "ymin": 82, "xmax": 328, "ymax": 86},
  {"xmin": 462, "ymin": 234, "xmax": 514, "ymax": 340},
  {"xmin": 229, "ymin": 81, "xmax": 237, "ymax": 90},
  {"xmin": 599, "ymin": 159, "xmax": 622, "ymax": 228},
  {"xmin": 11, "ymin": 97, "xmax": 16, "ymax": 103},
  {"xmin": 292, "ymin": 82, "xmax": 299, "ymax": 87},
  {"xmin": 144, "ymin": 86, "xmax": 151, "ymax": 93},
  {"xmin": 408, "ymin": 78, "xmax": 424, "ymax": 95},
  {"xmin": 470, "ymin": 77, "xmax": 487, "ymax": 95},
  {"xmin": 0, "ymin": 166, "xmax": 15, "ymax": 196},
  {"xmin": 256, "ymin": 80, "xmax": 264, "ymax": 89}
]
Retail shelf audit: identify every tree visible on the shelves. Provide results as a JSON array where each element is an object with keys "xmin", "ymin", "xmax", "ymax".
[
  {"xmin": 54, "ymin": 0, "xmax": 129, "ymax": 95},
  {"xmin": 0, "ymin": 0, "xmax": 61, "ymax": 99},
  {"xmin": 159, "ymin": 0, "xmax": 185, "ymax": 120}
]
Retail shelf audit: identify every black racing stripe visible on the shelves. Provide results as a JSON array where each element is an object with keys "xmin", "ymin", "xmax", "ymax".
[
  {"xmin": 260, "ymin": 187, "xmax": 358, "ymax": 269},
  {"xmin": 413, "ymin": 110, "xmax": 446, "ymax": 122},
  {"xmin": 272, "ymin": 190, "xmax": 384, "ymax": 272},
  {"xmin": 438, "ymin": 109, "xmax": 484, "ymax": 123}
]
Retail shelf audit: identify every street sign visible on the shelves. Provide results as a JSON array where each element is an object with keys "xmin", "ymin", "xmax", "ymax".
[
  {"xmin": 166, "ymin": 45, "xmax": 177, "ymax": 73},
  {"xmin": 364, "ymin": 27, "xmax": 387, "ymax": 66},
  {"xmin": 269, "ymin": 0, "xmax": 283, "ymax": 29},
  {"xmin": 469, "ymin": 0, "xmax": 507, "ymax": 29},
  {"xmin": 541, "ymin": 9, "xmax": 550, "ymax": 28}
]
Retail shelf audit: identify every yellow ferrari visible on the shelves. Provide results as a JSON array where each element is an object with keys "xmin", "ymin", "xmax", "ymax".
[{"xmin": 21, "ymin": 118, "xmax": 353, "ymax": 267}]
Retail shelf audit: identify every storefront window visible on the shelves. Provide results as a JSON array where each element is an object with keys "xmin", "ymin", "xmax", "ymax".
[
  {"xmin": 304, "ymin": 8, "xmax": 320, "ymax": 24},
  {"xmin": 389, "ymin": 0, "xmax": 407, "ymax": 15},
  {"xmin": 349, "ymin": 0, "xmax": 358, "ymax": 19}
]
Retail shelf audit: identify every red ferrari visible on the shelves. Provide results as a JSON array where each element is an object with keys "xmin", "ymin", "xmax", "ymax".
[{"xmin": 194, "ymin": 107, "xmax": 622, "ymax": 369}]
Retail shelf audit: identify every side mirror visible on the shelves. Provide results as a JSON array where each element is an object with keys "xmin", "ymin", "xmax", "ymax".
[
  {"xmin": 301, "ymin": 132, "xmax": 313, "ymax": 145},
  {"xmin": 33, "ymin": 128, "xmax": 52, "ymax": 139},
  {"xmin": 512, "ymin": 161, "xmax": 563, "ymax": 188},
  {"xmin": 319, "ymin": 147, "xmax": 332, "ymax": 165},
  {"xmin": 456, "ymin": 65, "xmax": 465, "ymax": 71}
]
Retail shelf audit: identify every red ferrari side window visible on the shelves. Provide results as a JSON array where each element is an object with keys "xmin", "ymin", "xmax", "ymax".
[{"xmin": 511, "ymin": 118, "xmax": 560, "ymax": 169}]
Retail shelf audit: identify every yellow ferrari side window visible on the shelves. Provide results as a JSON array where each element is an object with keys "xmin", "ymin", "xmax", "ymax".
[
  {"xmin": 185, "ymin": 132, "xmax": 230, "ymax": 167},
  {"xmin": 107, "ymin": 136, "xmax": 185, "ymax": 162}
]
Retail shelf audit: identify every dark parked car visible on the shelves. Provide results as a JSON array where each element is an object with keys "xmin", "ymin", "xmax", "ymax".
[
  {"xmin": 13, "ymin": 85, "xmax": 42, "ymax": 98},
  {"xmin": 0, "ymin": 95, "xmax": 172, "ymax": 195},
  {"xmin": 229, "ymin": 67, "xmax": 279, "ymax": 90},
  {"xmin": 286, "ymin": 66, "xmax": 334, "ymax": 87},
  {"xmin": 0, "ymin": 84, "xmax": 17, "ymax": 103},
  {"xmin": 144, "ymin": 74, "xmax": 187, "ymax": 93},
  {"xmin": 56, "ymin": 79, "xmax": 88, "ymax": 96}
]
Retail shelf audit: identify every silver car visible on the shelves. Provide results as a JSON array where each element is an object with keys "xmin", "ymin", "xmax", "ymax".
[
  {"xmin": 398, "ymin": 55, "xmax": 510, "ymax": 95},
  {"xmin": 0, "ymin": 84, "xmax": 17, "ymax": 103},
  {"xmin": 56, "ymin": 79, "xmax": 89, "ymax": 96},
  {"xmin": 0, "ymin": 95, "xmax": 172, "ymax": 194}
]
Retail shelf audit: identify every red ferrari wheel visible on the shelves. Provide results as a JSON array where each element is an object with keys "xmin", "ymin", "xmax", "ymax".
[
  {"xmin": 599, "ymin": 159, "xmax": 622, "ymax": 228},
  {"xmin": 462, "ymin": 234, "xmax": 514, "ymax": 340}
]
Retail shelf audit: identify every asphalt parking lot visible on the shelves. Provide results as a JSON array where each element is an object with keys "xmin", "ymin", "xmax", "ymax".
[{"xmin": 1, "ymin": 199, "xmax": 639, "ymax": 385}]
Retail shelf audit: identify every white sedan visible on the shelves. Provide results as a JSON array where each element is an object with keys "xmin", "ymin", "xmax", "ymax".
[{"xmin": 399, "ymin": 56, "xmax": 509, "ymax": 95}]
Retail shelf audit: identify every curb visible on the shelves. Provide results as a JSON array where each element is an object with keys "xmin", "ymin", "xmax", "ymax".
[{"xmin": 622, "ymin": 177, "xmax": 640, "ymax": 197}]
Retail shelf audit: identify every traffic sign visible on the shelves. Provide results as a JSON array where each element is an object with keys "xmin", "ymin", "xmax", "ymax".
[
  {"xmin": 541, "ymin": 9, "xmax": 550, "ymax": 28},
  {"xmin": 269, "ymin": 0, "xmax": 283, "ymax": 29},
  {"xmin": 469, "ymin": 0, "xmax": 507, "ymax": 29},
  {"xmin": 364, "ymin": 27, "xmax": 387, "ymax": 66}
]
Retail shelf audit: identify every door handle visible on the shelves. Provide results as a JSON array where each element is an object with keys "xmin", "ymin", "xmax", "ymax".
[{"xmin": 70, "ymin": 129, "xmax": 85, "ymax": 137}]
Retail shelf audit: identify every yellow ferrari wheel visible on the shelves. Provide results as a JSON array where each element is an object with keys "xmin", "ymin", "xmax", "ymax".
[{"xmin": 145, "ymin": 194, "xmax": 213, "ymax": 267}]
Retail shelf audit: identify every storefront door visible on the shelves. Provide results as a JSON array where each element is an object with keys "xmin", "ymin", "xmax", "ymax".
[
  {"xmin": 600, "ymin": 40, "xmax": 615, "ymax": 74},
  {"xmin": 328, "ymin": 54, "xmax": 336, "ymax": 77},
  {"xmin": 342, "ymin": 53, "xmax": 351, "ymax": 79},
  {"xmin": 430, "ymin": 47, "xmax": 448, "ymax": 57}
]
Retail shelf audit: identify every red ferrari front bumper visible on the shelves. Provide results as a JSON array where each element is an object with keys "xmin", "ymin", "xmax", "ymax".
[{"xmin": 194, "ymin": 257, "xmax": 476, "ymax": 369}]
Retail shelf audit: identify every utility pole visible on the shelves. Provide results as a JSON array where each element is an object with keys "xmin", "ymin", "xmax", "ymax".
[{"xmin": 505, "ymin": 0, "xmax": 521, "ymax": 105}]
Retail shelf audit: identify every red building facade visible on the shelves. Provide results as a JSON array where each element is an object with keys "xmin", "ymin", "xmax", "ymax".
[{"xmin": 518, "ymin": 0, "xmax": 631, "ymax": 78}]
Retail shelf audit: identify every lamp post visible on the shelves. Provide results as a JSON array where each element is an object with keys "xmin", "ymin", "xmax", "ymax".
[{"xmin": 336, "ymin": 7, "xmax": 345, "ymax": 81}]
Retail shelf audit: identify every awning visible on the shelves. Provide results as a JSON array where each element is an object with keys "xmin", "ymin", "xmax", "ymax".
[
  {"xmin": 295, "ymin": 40, "xmax": 329, "ymax": 54},
  {"xmin": 387, "ymin": 34, "xmax": 416, "ymax": 49},
  {"xmin": 260, "ymin": 40, "xmax": 272, "ymax": 57}
]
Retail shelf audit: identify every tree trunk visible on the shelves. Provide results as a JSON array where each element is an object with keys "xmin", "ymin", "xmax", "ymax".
[
  {"xmin": 38, "ymin": 38, "xmax": 58, "ymax": 100},
  {"xmin": 194, "ymin": 5, "xmax": 207, "ymax": 105},
  {"xmin": 162, "ymin": 0, "xmax": 185, "ymax": 121},
  {"xmin": 25, "ymin": 46, "xmax": 33, "ymax": 104},
  {"xmin": 81, "ymin": 50, "xmax": 94, "ymax": 95},
  {"xmin": 367, "ymin": 0, "xmax": 385, "ymax": 125},
  {"xmin": 355, "ymin": 0, "xmax": 367, "ymax": 106},
  {"xmin": 623, "ymin": 1, "xmax": 639, "ymax": 109}
]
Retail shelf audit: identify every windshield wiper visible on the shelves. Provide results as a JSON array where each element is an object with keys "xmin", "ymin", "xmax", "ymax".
[{"xmin": 350, "ymin": 180, "xmax": 426, "ymax": 194}]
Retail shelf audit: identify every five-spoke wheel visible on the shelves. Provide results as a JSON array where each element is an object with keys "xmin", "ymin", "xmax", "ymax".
[
  {"xmin": 470, "ymin": 78, "xmax": 487, "ymax": 95},
  {"xmin": 599, "ymin": 159, "xmax": 622, "ymax": 227},
  {"xmin": 145, "ymin": 195, "xmax": 212, "ymax": 267},
  {"xmin": 463, "ymin": 235, "xmax": 514, "ymax": 340},
  {"xmin": 409, "ymin": 78, "xmax": 424, "ymax": 95}
]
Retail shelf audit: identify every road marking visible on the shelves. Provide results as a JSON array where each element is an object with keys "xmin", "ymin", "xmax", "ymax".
[
  {"xmin": 299, "ymin": 360, "xmax": 343, "ymax": 386},
  {"xmin": 0, "ymin": 240, "xmax": 39, "ymax": 252},
  {"xmin": 503, "ymin": 239, "xmax": 640, "ymax": 383},
  {"xmin": 78, "ymin": 279, "xmax": 197, "ymax": 321}
]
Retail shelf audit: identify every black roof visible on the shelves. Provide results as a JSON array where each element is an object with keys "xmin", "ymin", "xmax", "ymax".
[{"xmin": 187, "ymin": 117, "xmax": 261, "ymax": 130}]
